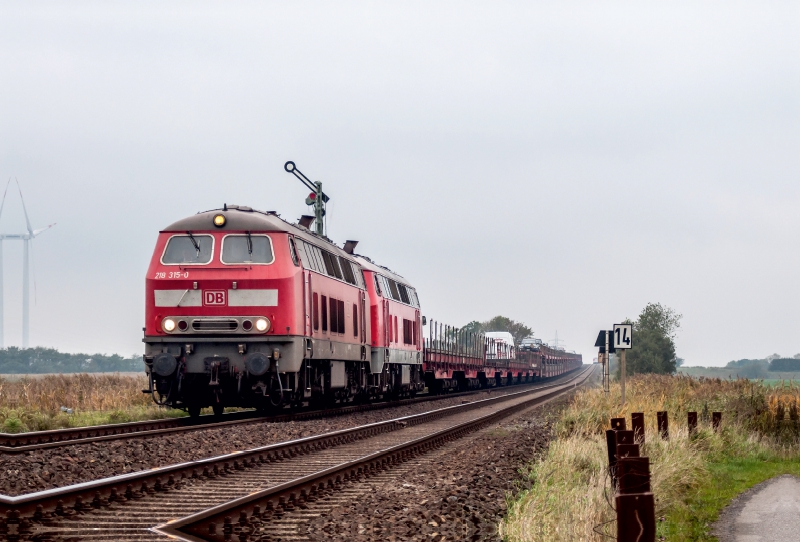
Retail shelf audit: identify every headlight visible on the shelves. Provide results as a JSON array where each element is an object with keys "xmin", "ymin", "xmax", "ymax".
[
  {"xmin": 255, "ymin": 317, "xmax": 270, "ymax": 332},
  {"xmin": 213, "ymin": 214, "xmax": 226, "ymax": 227},
  {"xmin": 162, "ymin": 318, "xmax": 176, "ymax": 332}
]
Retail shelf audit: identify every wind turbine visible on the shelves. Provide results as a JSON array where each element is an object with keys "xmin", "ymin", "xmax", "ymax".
[{"xmin": 0, "ymin": 179, "xmax": 56, "ymax": 348}]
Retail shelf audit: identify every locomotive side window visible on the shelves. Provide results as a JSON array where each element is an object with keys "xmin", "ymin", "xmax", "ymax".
[
  {"xmin": 221, "ymin": 235, "xmax": 274, "ymax": 264},
  {"xmin": 397, "ymin": 283, "xmax": 411, "ymax": 305},
  {"xmin": 288, "ymin": 238, "xmax": 299, "ymax": 266},
  {"xmin": 295, "ymin": 240, "xmax": 366, "ymax": 289},
  {"xmin": 374, "ymin": 274, "xmax": 383, "ymax": 296},
  {"xmin": 339, "ymin": 256, "xmax": 356, "ymax": 285},
  {"xmin": 318, "ymin": 247, "xmax": 340, "ymax": 279},
  {"xmin": 313, "ymin": 293, "xmax": 319, "ymax": 331},
  {"xmin": 318, "ymin": 250, "xmax": 331, "ymax": 275},
  {"xmin": 161, "ymin": 234, "xmax": 214, "ymax": 265},
  {"xmin": 375, "ymin": 274, "xmax": 419, "ymax": 308},
  {"xmin": 329, "ymin": 254, "xmax": 344, "ymax": 280},
  {"xmin": 321, "ymin": 295, "xmax": 328, "ymax": 332},
  {"xmin": 388, "ymin": 279, "xmax": 401, "ymax": 301}
]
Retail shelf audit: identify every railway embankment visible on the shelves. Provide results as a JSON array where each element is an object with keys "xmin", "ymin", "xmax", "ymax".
[
  {"xmin": 302, "ymin": 383, "xmax": 584, "ymax": 541},
  {"xmin": 500, "ymin": 374, "xmax": 800, "ymax": 541},
  {"xmin": 0, "ymin": 369, "xmax": 591, "ymax": 540},
  {"xmin": 0, "ymin": 381, "xmax": 566, "ymax": 496}
]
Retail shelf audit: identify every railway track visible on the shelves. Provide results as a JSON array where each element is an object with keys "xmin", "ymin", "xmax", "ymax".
[
  {"xmin": 0, "ymin": 365, "xmax": 594, "ymax": 541},
  {"xmin": 0, "ymin": 374, "xmax": 570, "ymax": 454}
]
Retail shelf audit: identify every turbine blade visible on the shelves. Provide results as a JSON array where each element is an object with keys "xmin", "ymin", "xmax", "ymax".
[
  {"xmin": 0, "ymin": 178, "xmax": 11, "ymax": 222},
  {"xmin": 32, "ymin": 222, "xmax": 56, "ymax": 237},
  {"xmin": 15, "ymin": 179, "xmax": 33, "ymax": 234}
]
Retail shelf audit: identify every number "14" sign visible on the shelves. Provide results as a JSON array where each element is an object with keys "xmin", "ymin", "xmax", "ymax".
[{"xmin": 613, "ymin": 324, "xmax": 633, "ymax": 349}]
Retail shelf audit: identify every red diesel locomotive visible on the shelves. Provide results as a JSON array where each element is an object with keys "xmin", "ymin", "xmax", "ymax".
[{"xmin": 142, "ymin": 163, "xmax": 582, "ymax": 415}]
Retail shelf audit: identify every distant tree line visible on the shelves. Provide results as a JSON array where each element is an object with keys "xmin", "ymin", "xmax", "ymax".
[
  {"xmin": 723, "ymin": 354, "xmax": 800, "ymax": 378},
  {"xmin": 460, "ymin": 316, "xmax": 534, "ymax": 345},
  {"xmin": 0, "ymin": 347, "xmax": 142, "ymax": 374}
]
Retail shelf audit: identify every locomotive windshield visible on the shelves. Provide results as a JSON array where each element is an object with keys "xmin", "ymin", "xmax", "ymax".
[
  {"xmin": 161, "ymin": 234, "xmax": 214, "ymax": 264},
  {"xmin": 221, "ymin": 234, "xmax": 274, "ymax": 264}
]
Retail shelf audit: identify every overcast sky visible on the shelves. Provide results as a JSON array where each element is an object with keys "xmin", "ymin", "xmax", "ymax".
[{"xmin": 1, "ymin": 2, "xmax": 798, "ymax": 366}]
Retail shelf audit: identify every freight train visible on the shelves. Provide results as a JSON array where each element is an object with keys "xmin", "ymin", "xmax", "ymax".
[{"xmin": 142, "ymin": 163, "xmax": 582, "ymax": 416}]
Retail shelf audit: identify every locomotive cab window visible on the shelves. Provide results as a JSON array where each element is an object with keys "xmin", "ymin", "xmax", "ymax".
[
  {"xmin": 161, "ymin": 234, "xmax": 214, "ymax": 265},
  {"xmin": 221, "ymin": 234, "xmax": 275, "ymax": 264}
]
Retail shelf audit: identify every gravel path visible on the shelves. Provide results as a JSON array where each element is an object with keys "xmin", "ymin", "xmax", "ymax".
[
  {"xmin": 0, "ymin": 385, "xmax": 548, "ymax": 496},
  {"xmin": 713, "ymin": 474, "xmax": 800, "ymax": 542}
]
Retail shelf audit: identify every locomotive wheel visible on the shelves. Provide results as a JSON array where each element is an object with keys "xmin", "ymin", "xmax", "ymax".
[
  {"xmin": 188, "ymin": 405, "xmax": 201, "ymax": 418},
  {"xmin": 212, "ymin": 403, "xmax": 224, "ymax": 416}
]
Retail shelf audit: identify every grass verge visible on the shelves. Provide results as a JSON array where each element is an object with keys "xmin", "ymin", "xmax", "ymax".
[
  {"xmin": 500, "ymin": 375, "xmax": 800, "ymax": 541},
  {"xmin": 0, "ymin": 373, "xmax": 191, "ymax": 432},
  {"xmin": 665, "ymin": 457, "xmax": 800, "ymax": 539}
]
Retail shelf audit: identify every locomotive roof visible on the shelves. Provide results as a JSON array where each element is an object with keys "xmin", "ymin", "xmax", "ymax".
[
  {"xmin": 163, "ymin": 206, "xmax": 412, "ymax": 286},
  {"xmin": 353, "ymin": 255, "xmax": 409, "ymax": 286}
]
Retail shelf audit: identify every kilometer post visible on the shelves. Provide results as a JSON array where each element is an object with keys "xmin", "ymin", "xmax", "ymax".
[
  {"xmin": 621, "ymin": 348, "xmax": 626, "ymax": 405},
  {"xmin": 612, "ymin": 324, "xmax": 632, "ymax": 406}
]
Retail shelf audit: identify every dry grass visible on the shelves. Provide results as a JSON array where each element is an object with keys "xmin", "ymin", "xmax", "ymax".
[
  {"xmin": 0, "ymin": 373, "xmax": 183, "ymax": 432},
  {"xmin": 501, "ymin": 375, "xmax": 800, "ymax": 541}
]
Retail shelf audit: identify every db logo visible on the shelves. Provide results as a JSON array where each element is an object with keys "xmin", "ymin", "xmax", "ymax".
[{"xmin": 203, "ymin": 290, "xmax": 227, "ymax": 306}]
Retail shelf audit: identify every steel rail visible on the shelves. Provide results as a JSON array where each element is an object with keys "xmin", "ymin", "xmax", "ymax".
[
  {"xmin": 0, "ymin": 366, "xmax": 590, "ymax": 532},
  {"xmin": 0, "ymin": 374, "xmax": 572, "ymax": 453},
  {"xmin": 157, "ymin": 365, "xmax": 595, "ymax": 542}
]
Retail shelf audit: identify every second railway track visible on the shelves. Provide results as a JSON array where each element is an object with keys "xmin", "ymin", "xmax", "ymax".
[
  {"xmin": 0, "ymin": 374, "xmax": 572, "ymax": 454},
  {"xmin": 0, "ymin": 365, "xmax": 594, "ymax": 541}
]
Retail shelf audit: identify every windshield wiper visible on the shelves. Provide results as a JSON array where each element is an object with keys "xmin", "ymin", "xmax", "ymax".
[
  {"xmin": 246, "ymin": 231, "xmax": 253, "ymax": 257},
  {"xmin": 186, "ymin": 231, "xmax": 201, "ymax": 257}
]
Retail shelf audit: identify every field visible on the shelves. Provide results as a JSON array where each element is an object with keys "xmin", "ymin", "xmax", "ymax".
[
  {"xmin": 0, "ymin": 373, "xmax": 186, "ymax": 432},
  {"xmin": 678, "ymin": 366, "xmax": 800, "ymax": 381},
  {"xmin": 501, "ymin": 375, "xmax": 800, "ymax": 541}
]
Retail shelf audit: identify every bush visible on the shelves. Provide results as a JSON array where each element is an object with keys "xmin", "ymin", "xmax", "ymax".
[{"xmin": 769, "ymin": 358, "xmax": 800, "ymax": 372}]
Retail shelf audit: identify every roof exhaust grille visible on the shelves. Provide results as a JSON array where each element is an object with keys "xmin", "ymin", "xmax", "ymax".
[
  {"xmin": 298, "ymin": 215, "xmax": 315, "ymax": 229},
  {"xmin": 343, "ymin": 240, "xmax": 359, "ymax": 254}
]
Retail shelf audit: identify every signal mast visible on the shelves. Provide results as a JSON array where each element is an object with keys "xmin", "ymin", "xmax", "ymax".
[{"xmin": 284, "ymin": 161, "xmax": 329, "ymax": 236}]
